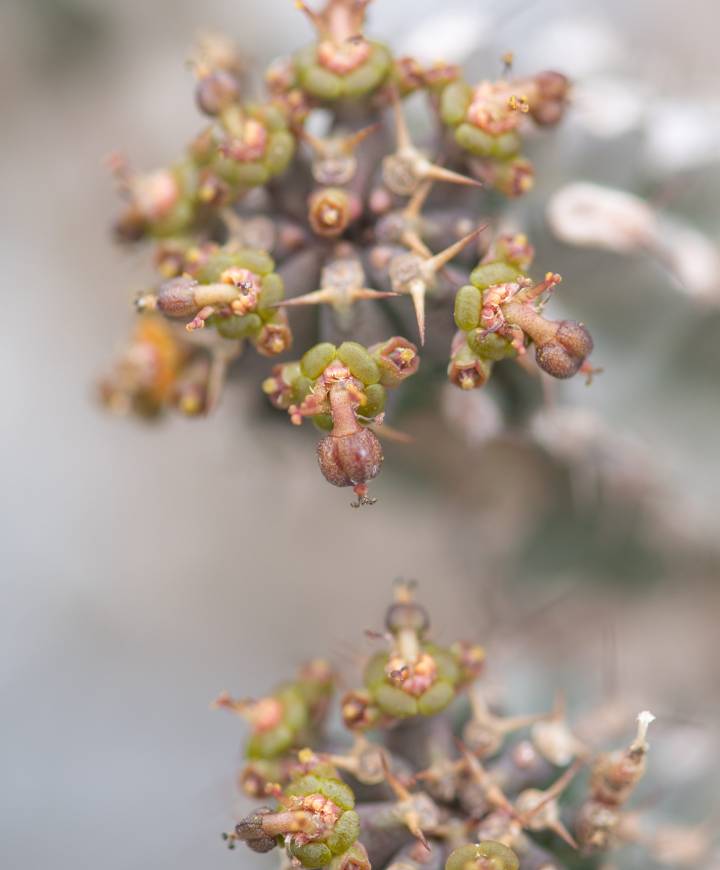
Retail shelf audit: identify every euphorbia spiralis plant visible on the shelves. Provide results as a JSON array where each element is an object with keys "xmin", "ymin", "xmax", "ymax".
[
  {"xmin": 100, "ymin": 0, "xmax": 597, "ymax": 504},
  {"xmin": 216, "ymin": 582, "xmax": 693, "ymax": 869}
]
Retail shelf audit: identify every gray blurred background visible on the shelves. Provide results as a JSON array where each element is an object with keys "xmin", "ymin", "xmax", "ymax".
[{"xmin": 2, "ymin": 0, "xmax": 719, "ymax": 868}]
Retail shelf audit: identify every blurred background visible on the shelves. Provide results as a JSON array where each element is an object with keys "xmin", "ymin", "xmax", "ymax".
[{"xmin": 2, "ymin": 0, "xmax": 719, "ymax": 867}]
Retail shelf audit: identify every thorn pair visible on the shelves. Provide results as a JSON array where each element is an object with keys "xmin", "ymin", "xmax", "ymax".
[
  {"xmin": 390, "ymin": 225, "xmax": 487, "ymax": 343},
  {"xmin": 383, "ymin": 89, "xmax": 483, "ymax": 196}
]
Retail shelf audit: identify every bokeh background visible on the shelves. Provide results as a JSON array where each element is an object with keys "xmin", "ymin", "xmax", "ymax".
[{"xmin": 2, "ymin": 0, "xmax": 719, "ymax": 868}]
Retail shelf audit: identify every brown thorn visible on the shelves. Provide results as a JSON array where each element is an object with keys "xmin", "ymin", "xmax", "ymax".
[
  {"xmin": 421, "ymin": 162, "xmax": 483, "ymax": 189},
  {"xmin": 390, "ymin": 87, "xmax": 412, "ymax": 151},
  {"xmin": 380, "ymin": 750, "xmax": 413, "ymax": 802},
  {"xmin": 424, "ymin": 225, "xmax": 487, "ymax": 274},
  {"xmin": 354, "ymin": 287, "xmax": 399, "ymax": 300},
  {"xmin": 549, "ymin": 819, "xmax": 579, "ymax": 850},
  {"xmin": 342, "ymin": 121, "xmax": 382, "ymax": 154},
  {"xmin": 409, "ymin": 282, "xmax": 427, "ymax": 345},
  {"xmin": 297, "ymin": 127, "xmax": 329, "ymax": 157},
  {"xmin": 369, "ymin": 422, "xmax": 415, "ymax": 444},
  {"xmin": 403, "ymin": 179, "xmax": 434, "ymax": 221},
  {"xmin": 276, "ymin": 288, "xmax": 336, "ymax": 307},
  {"xmin": 455, "ymin": 739, "xmax": 516, "ymax": 816},
  {"xmin": 401, "ymin": 229, "xmax": 433, "ymax": 260}
]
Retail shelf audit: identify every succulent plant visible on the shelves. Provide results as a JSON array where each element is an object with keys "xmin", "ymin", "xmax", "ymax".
[
  {"xmin": 214, "ymin": 583, "xmax": 703, "ymax": 870},
  {"xmin": 100, "ymin": 0, "xmax": 597, "ymax": 506}
]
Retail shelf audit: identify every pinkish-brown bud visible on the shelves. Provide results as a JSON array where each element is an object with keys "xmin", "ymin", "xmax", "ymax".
[
  {"xmin": 370, "ymin": 336, "xmax": 420, "ymax": 387},
  {"xmin": 531, "ymin": 99, "xmax": 566, "ymax": 127},
  {"xmin": 256, "ymin": 321, "xmax": 292, "ymax": 357},
  {"xmin": 308, "ymin": 187, "xmax": 353, "ymax": 238},
  {"xmin": 341, "ymin": 690, "xmax": 380, "ymax": 731},
  {"xmin": 195, "ymin": 69, "xmax": 241, "ymax": 116},
  {"xmin": 496, "ymin": 157, "xmax": 535, "ymax": 198},
  {"xmin": 535, "ymin": 70, "xmax": 570, "ymax": 101}
]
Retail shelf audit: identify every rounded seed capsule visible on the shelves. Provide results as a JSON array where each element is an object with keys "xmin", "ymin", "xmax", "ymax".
[
  {"xmin": 557, "ymin": 320, "xmax": 593, "ymax": 359},
  {"xmin": 301, "ymin": 342, "xmax": 337, "ymax": 379},
  {"xmin": 317, "ymin": 428, "xmax": 383, "ymax": 489},
  {"xmin": 454, "ymin": 284, "xmax": 482, "ymax": 331},
  {"xmin": 156, "ymin": 277, "xmax": 199, "ymax": 316},
  {"xmin": 535, "ymin": 340, "xmax": 582, "ymax": 378},
  {"xmin": 535, "ymin": 322, "xmax": 593, "ymax": 380},
  {"xmin": 337, "ymin": 342, "xmax": 380, "ymax": 385}
]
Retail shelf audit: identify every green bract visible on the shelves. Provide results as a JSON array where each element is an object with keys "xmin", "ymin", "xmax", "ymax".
[
  {"xmin": 294, "ymin": 42, "xmax": 392, "ymax": 101},
  {"xmin": 245, "ymin": 685, "xmax": 309, "ymax": 760},
  {"xmin": 195, "ymin": 248, "xmax": 275, "ymax": 283},
  {"xmin": 363, "ymin": 644, "xmax": 461, "ymax": 719},
  {"xmin": 337, "ymin": 342, "xmax": 381, "ymax": 385},
  {"xmin": 301, "ymin": 342, "xmax": 337, "ymax": 379}
]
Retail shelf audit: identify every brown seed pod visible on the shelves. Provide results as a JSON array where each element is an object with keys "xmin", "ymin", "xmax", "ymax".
[
  {"xmin": 195, "ymin": 69, "xmax": 241, "ymax": 116},
  {"xmin": 317, "ymin": 427, "xmax": 383, "ymax": 489},
  {"xmin": 535, "ymin": 321, "xmax": 593, "ymax": 379},
  {"xmin": 155, "ymin": 277, "xmax": 200, "ymax": 317}
]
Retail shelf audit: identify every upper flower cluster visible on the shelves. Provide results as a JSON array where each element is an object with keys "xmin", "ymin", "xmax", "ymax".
[{"xmin": 101, "ymin": 0, "xmax": 594, "ymax": 504}]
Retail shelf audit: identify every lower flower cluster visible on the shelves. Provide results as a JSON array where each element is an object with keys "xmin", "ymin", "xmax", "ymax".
[{"xmin": 215, "ymin": 584, "xmax": 679, "ymax": 869}]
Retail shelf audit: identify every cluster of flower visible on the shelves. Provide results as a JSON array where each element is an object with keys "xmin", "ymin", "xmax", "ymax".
[
  {"xmin": 100, "ymin": 0, "xmax": 595, "ymax": 503},
  {"xmin": 215, "ymin": 583, "xmax": 702, "ymax": 870}
]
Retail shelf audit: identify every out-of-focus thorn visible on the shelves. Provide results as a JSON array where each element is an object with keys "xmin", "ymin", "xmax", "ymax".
[
  {"xmin": 424, "ymin": 225, "xmax": 486, "ymax": 274},
  {"xmin": 370, "ymin": 422, "xmax": 415, "ymax": 444}
]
